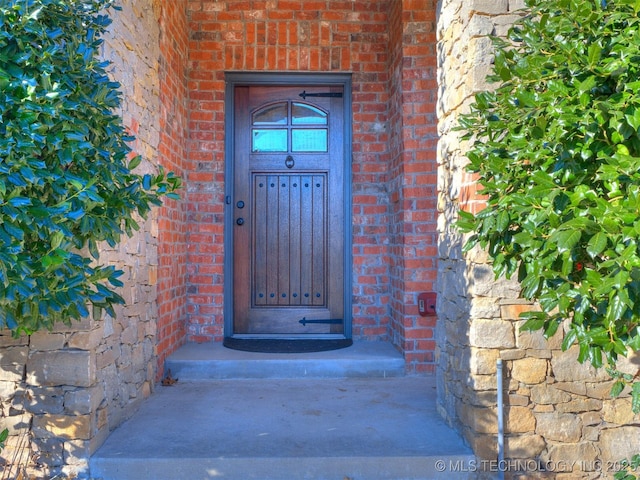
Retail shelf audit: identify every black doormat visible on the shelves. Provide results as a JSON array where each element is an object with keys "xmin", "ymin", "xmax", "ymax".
[{"xmin": 223, "ymin": 337, "xmax": 353, "ymax": 353}]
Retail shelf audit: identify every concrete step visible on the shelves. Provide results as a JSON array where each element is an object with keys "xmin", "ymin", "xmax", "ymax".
[
  {"xmin": 165, "ymin": 341, "xmax": 407, "ymax": 379},
  {"xmin": 91, "ymin": 455, "xmax": 478, "ymax": 479},
  {"xmin": 90, "ymin": 376, "xmax": 476, "ymax": 480}
]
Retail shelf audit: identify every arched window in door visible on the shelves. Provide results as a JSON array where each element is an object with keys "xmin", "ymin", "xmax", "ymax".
[{"xmin": 251, "ymin": 101, "xmax": 328, "ymax": 153}]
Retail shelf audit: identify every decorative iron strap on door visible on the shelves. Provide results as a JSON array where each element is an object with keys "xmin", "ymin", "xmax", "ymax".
[
  {"xmin": 299, "ymin": 317, "xmax": 343, "ymax": 326},
  {"xmin": 299, "ymin": 90, "xmax": 343, "ymax": 99},
  {"xmin": 252, "ymin": 173, "xmax": 327, "ymax": 308}
]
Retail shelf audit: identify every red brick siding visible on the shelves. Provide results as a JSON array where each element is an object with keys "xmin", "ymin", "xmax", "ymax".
[
  {"xmin": 387, "ymin": 0, "xmax": 438, "ymax": 373},
  {"xmin": 186, "ymin": 0, "xmax": 397, "ymax": 343},
  {"xmin": 156, "ymin": 0, "xmax": 190, "ymax": 375},
  {"xmin": 159, "ymin": 0, "xmax": 439, "ymax": 373}
]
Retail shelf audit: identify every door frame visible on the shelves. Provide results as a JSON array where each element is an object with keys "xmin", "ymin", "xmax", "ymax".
[{"xmin": 223, "ymin": 72, "xmax": 353, "ymax": 339}]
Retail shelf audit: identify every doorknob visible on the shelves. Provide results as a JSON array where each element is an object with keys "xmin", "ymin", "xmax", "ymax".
[
  {"xmin": 236, "ymin": 200, "xmax": 245, "ymax": 209},
  {"xmin": 236, "ymin": 218, "xmax": 245, "ymax": 226}
]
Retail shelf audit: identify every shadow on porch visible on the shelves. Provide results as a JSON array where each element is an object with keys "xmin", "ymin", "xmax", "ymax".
[{"xmin": 90, "ymin": 342, "xmax": 475, "ymax": 480}]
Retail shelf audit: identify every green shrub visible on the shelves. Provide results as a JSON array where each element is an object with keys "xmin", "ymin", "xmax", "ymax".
[
  {"xmin": 457, "ymin": 0, "xmax": 640, "ymax": 410},
  {"xmin": 0, "ymin": 0, "xmax": 180, "ymax": 335}
]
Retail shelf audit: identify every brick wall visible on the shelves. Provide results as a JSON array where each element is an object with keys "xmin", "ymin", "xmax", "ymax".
[
  {"xmin": 156, "ymin": 0, "xmax": 190, "ymax": 371},
  {"xmin": 186, "ymin": 0, "xmax": 397, "ymax": 342},
  {"xmin": 185, "ymin": 0, "xmax": 399, "ymax": 341},
  {"xmin": 184, "ymin": 1, "xmax": 440, "ymax": 373},
  {"xmin": 349, "ymin": 1, "xmax": 394, "ymax": 340},
  {"xmin": 387, "ymin": 0, "xmax": 438, "ymax": 373}
]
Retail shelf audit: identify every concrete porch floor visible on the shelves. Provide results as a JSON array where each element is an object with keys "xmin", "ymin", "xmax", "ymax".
[{"xmin": 90, "ymin": 342, "xmax": 476, "ymax": 480}]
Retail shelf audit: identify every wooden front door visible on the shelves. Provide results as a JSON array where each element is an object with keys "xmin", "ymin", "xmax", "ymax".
[{"xmin": 231, "ymin": 84, "xmax": 346, "ymax": 336}]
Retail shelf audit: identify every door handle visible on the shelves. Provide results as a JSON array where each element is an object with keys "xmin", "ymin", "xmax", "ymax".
[{"xmin": 236, "ymin": 218, "xmax": 245, "ymax": 226}]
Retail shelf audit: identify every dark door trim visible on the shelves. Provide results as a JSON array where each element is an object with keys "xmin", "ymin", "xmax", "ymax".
[{"xmin": 223, "ymin": 72, "xmax": 353, "ymax": 339}]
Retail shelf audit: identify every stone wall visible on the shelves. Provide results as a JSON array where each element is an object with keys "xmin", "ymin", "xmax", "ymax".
[
  {"xmin": 0, "ymin": 1, "xmax": 164, "ymax": 477},
  {"xmin": 436, "ymin": 0, "xmax": 640, "ymax": 477}
]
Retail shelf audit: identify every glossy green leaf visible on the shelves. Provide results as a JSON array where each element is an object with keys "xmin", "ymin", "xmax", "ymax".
[
  {"xmin": 8, "ymin": 197, "xmax": 32, "ymax": 207},
  {"xmin": 553, "ymin": 230, "xmax": 582, "ymax": 252},
  {"xmin": 633, "ymin": 382, "xmax": 640, "ymax": 414},
  {"xmin": 588, "ymin": 43, "xmax": 602, "ymax": 67},
  {"xmin": 50, "ymin": 232, "xmax": 64, "ymax": 250},
  {"xmin": 625, "ymin": 108, "xmax": 640, "ymax": 131},
  {"xmin": 587, "ymin": 232, "xmax": 608, "ymax": 258},
  {"xmin": 610, "ymin": 380, "xmax": 626, "ymax": 398},
  {"xmin": 128, "ymin": 155, "xmax": 142, "ymax": 170}
]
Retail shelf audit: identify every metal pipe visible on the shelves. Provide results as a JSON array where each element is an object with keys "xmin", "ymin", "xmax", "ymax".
[{"xmin": 497, "ymin": 358, "xmax": 505, "ymax": 480}]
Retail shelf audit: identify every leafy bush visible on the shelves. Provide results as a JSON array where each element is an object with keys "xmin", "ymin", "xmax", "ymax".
[
  {"xmin": 457, "ymin": 0, "xmax": 640, "ymax": 409},
  {"xmin": 0, "ymin": 0, "xmax": 180, "ymax": 335}
]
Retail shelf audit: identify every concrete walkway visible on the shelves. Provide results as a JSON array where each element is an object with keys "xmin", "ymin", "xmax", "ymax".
[{"xmin": 90, "ymin": 343, "xmax": 475, "ymax": 480}]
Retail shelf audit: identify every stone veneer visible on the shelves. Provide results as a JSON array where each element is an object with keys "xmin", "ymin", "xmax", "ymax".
[
  {"xmin": 0, "ymin": 0, "xmax": 162, "ymax": 477},
  {"xmin": 437, "ymin": 0, "xmax": 640, "ymax": 477}
]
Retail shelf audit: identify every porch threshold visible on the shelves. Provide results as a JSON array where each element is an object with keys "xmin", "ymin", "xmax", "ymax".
[{"xmin": 165, "ymin": 340, "xmax": 407, "ymax": 379}]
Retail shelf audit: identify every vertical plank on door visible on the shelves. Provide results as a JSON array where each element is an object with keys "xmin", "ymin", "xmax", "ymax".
[
  {"xmin": 253, "ymin": 175, "xmax": 268, "ymax": 306},
  {"xmin": 265, "ymin": 174, "xmax": 279, "ymax": 305},
  {"xmin": 312, "ymin": 174, "xmax": 326, "ymax": 306},
  {"xmin": 289, "ymin": 175, "xmax": 302, "ymax": 306},
  {"xmin": 278, "ymin": 175, "xmax": 291, "ymax": 304}
]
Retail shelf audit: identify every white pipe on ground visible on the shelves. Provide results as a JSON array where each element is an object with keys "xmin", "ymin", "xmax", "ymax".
[{"xmin": 497, "ymin": 358, "xmax": 505, "ymax": 480}]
